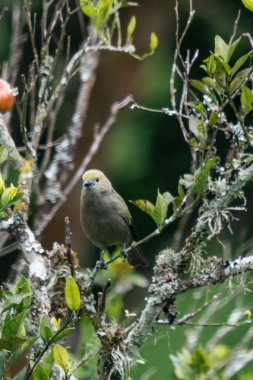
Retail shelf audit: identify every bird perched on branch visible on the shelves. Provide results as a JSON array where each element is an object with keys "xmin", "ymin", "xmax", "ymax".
[{"xmin": 80, "ymin": 169, "xmax": 148, "ymax": 268}]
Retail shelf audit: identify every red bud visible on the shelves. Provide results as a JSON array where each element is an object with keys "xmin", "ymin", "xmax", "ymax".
[{"xmin": 0, "ymin": 78, "xmax": 15, "ymax": 114}]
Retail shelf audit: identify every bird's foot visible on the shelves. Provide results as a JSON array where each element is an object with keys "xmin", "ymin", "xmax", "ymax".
[
  {"xmin": 120, "ymin": 247, "xmax": 128, "ymax": 262},
  {"xmin": 96, "ymin": 259, "xmax": 108, "ymax": 270}
]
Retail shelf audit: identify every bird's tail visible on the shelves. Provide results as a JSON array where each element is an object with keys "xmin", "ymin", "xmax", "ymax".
[{"xmin": 127, "ymin": 246, "xmax": 149, "ymax": 267}]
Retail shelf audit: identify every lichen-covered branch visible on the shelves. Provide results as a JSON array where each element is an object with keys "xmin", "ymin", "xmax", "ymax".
[
  {"xmin": 125, "ymin": 253, "xmax": 253, "ymax": 369},
  {"xmin": 0, "ymin": 214, "xmax": 47, "ymax": 280}
]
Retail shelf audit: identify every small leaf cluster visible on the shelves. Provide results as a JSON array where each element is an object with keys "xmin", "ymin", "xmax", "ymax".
[
  {"xmin": 170, "ymin": 345, "xmax": 230, "ymax": 380},
  {"xmin": 80, "ymin": 0, "xmax": 137, "ymax": 37},
  {"xmin": 131, "ymin": 156, "xmax": 216, "ymax": 229},
  {"xmin": 0, "ymin": 276, "xmax": 34, "ymax": 378},
  {"xmin": 131, "ymin": 189, "xmax": 174, "ymax": 228},
  {"xmin": 0, "ymin": 274, "xmax": 83, "ymax": 379},
  {"xmin": 80, "ymin": 0, "xmax": 158, "ymax": 59},
  {"xmin": 80, "ymin": 0, "xmax": 138, "ymax": 44},
  {"xmin": 171, "ymin": 344, "xmax": 253, "ymax": 380},
  {"xmin": 31, "ymin": 276, "xmax": 81, "ymax": 379},
  {"xmin": 190, "ymin": 35, "xmax": 253, "ymax": 124},
  {"xmin": 0, "ymin": 146, "xmax": 23, "ymax": 220}
]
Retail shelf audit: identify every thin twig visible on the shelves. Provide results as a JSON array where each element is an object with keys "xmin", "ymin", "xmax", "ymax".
[
  {"xmin": 157, "ymin": 320, "xmax": 251, "ymax": 327},
  {"xmin": 65, "ymin": 216, "xmax": 75, "ymax": 277},
  {"xmin": 98, "ymin": 278, "xmax": 111, "ymax": 314},
  {"xmin": 169, "ymin": 0, "xmax": 195, "ymax": 143},
  {"xmin": 130, "ymin": 99, "xmax": 190, "ymax": 119},
  {"xmin": 229, "ymin": 10, "xmax": 241, "ymax": 47}
]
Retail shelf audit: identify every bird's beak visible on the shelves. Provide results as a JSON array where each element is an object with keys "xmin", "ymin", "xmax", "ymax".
[{"xmin": 83, "ymin": 179, "xmax": 96, "ymax": 188}]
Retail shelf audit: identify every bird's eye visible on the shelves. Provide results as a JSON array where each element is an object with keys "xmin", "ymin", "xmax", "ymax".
[{"xmin": 95, "ymin": 178, "xmax": 99, "ymax": 182}]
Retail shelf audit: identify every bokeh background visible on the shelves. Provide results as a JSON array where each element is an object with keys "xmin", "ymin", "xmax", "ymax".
[{"xmin": 1, "ymin": 0, "xmax": 253, "ymax": 378}]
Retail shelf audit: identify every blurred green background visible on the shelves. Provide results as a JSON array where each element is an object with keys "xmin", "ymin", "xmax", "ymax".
[{"xmin": 1, "ymin": 0, "xmax": 253, "ymax": 378}]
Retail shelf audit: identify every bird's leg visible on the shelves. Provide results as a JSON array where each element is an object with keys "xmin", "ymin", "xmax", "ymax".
[
  {"xmin": 120, "ymin": 245, "xmax": 128, "ymax": 262},
  {"xmin": 104, "ymin": 246, "xmax": 127, "ymax": 266},
  {"xmin": 96, "ymin": 249, "xmax": 108, "ymax": 270}
]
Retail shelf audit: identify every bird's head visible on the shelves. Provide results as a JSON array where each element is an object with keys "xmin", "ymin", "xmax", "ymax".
[{"xmin": 82, "ymin": 169, "xmax": 112, "ymax": 192}]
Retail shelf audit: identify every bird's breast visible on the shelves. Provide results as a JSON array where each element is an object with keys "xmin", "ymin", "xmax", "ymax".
[{"xmin": 80, "ymin": 189, "xmax": 132, "ymax": 248}]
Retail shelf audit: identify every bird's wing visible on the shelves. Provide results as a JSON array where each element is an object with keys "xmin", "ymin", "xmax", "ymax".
[{"xmin": 112, "ymin": 189, "xmax": 138, "ymax": 241}]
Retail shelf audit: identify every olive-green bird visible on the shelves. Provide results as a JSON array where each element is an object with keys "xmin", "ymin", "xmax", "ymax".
[{"xmin": 80, "ymin": 169, "xmax": 148, "ymax": 267}]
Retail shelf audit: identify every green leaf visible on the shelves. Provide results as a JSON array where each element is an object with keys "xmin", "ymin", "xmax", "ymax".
[
  {"xmin": 194, "ymin": 158, "xmax": 216, "ymax": 198},
  {"xmin": 197, "ymin": 121, "xmax": 207, "ymax": 139},
  {"xmin": 32, "ymin": 364, "xmax": 50, "ymax": 380},
  {"xmin": 0, "ymin": 146, "xmax": 8, "ymax": 165},
  {"xmin": 65, "ymin": 277, "xmax": 81, "ymax": 311},
  {"xmin": 126, "ymin": 15, "xmax": 136, "ymax": 44},
  {"xmin": 212, "ymin": 344, "xmax": 230, "ymax": 360},
  {"xmin": 41, "ymin": 352, "xmax": 54, "ymax": 377},
  {"xmin": 209, "ymin": 111, "xmax": 219, "ymax": 126},
  {"xmin": 39, "ymin": 315, "xmax": 54, "ymax": 343},
  {"xmin": 80, "ymin": 315, "xmax": 100, "ymax": 351},
  {"xmin": 0, "ymin": 336, "xmax": 27, "ymax": 351},
  {"xmin": 14, "ymin": 275, "xmax": 32, "ymax": 311},
  {"xmin": 196, "ymin": 102, "xmax": 207, "ymax": 117},
  {"xmin": 52, "ymin": 344, "xmax": 69, "ymax": 373},
  {"xmin": 2, "ymin": 310, "xmax": 27, "ymax": 338},
  {"xmin": 178, "ymin": 183, "xmax": 185, "ymax": 200},
  {"xmin": 227, "ymin": 36, "xmax": 241, "ymax": 62},
  {"xmin": 190, "ymin": 80, "xmax": 217, "ymax": 102},
  {"xmin": 0, "ymin": 173, "xmax": 5, "ymax": 192},
  {"xmin": 105, "ymin": 295, "xmax": 123, "ymax": 321},
  {"xmin": 241, "ymin": 85, "xmax": 253, "ymax": 114},
  {"xmin": 1, "ymin": 293, "xmax": 32, "ymax": 313},
  {"xmin": 51, "ymin": 317, "xmax": 61, "ymax": 330},
  {"xmin": 1, "ymin": 184, "xmax": 19, "ymax": 210},
  {"xmin": 15, "ymin": 275, "xmax": 31, "ymax": 294},
  {"xmin": 80, "ymin": 0, "xmax": 96, "ymax": 19},
  {"xmin": 191, "ymin": 346, "xmax": 211, "ymax": 369},
  {"xmin": 0, "ymin": 211, "xmax": 7, "ymax": 220},
  {"xmin": 201, "ymin": 77, "xmax": 217, "ymax": 90},
  {"xmin": 149, "ymin": 32, "xmax": 158, "ymax": 52},
  {"xmin": 190, "ymin": 79, "xmax": 210, "ymax": 94},
  {"xmin": 6, "ymin": 192, "xmax": 23, "ymax": 208},
  {"xmin": 96, "ymin": 0, "xmax": 113, "ymax": 31},
  {"xmin": 241, "ymin": 0, "xmax": 253, "ymax": 11},
  {"xmin": 214, "ymin": 35, "xmax": 229, "ymax": 62},
  {"xmin": 130, "ymin": 199, "xmax": 155, "ymax": 217},
  {"xmin": 8, "ymin": 337, "xmax": 38, "ymax": 371},
  {"xmin": 131, "ymin": 191, "xmax": 170, "ymax": 227},
  {"xmin": 204, "ymin": 55, "xmax": 216, "ymax": 75},
  {"xmin": 189, "ymin": 137, "xmax": 202, "ymax": 151},
  {"xmin": 152, "ymin": 189, "xmax": 169, "ymax": 226},
  {"xmin": 13, "ymin": 368, "xmax": 29, "ymax": 380},
  {"xmin": 213, "ymin": 54, "xmax": 231, "ymax": 74},
  {"xmin": 230, "ymin": 51, "xmax": 252, "ymax": 78},
  {"xmin": 229, "ymin": 68, "xmax": 252, "ymax": 94},
  {"xmin": 172, "ymin": 197, "xmax": 182, "ymax": 213},
  {"xmin": 189, "ymin": 116, "xmax": 206, "ymax": 143},
  {"xmin": 50, "ymin": 328, "xmax": 75, "ymax": 344},
  {"xmin": 172, "ymin": 183, "xmax": 185, "ymax": 214}
]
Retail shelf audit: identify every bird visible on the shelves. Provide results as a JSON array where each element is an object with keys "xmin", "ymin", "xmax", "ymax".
[{"xmin": 80, "ymin": 169, "xmax": 148, "ymax": 268}]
